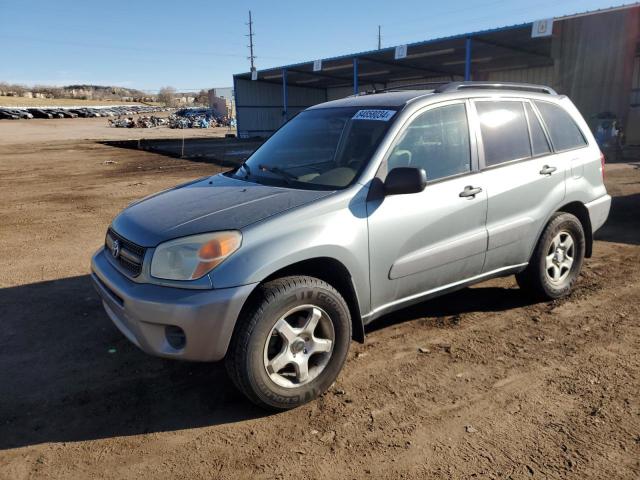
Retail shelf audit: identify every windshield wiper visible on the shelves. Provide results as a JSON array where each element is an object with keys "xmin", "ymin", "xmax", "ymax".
[{"xmin": 258, "ymin": 164, "xmax": 297, "ymax": 184}]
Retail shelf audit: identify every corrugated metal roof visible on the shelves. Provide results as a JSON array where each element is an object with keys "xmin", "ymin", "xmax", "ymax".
[{"xmin": 555, "ymin": 2, "xmax": 639, "ymax": 21}]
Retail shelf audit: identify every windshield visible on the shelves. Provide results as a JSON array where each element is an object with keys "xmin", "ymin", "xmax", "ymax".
[{"xmin": 231, "ymin": 106, "xmax": 398, "ymax": 189}]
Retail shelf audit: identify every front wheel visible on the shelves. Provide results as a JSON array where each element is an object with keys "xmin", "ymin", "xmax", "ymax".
[
  {"xmin": 225, "ymin": 276, "xmax": 351, "ymax": 410},
  {"xmin": 516, "ymin": 212, "xmax": 585, "ymax": 300}
]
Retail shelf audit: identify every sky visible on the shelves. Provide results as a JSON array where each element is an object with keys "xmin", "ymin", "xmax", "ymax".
[{"xmin": 0, "ymin": 0, "xmax": 635, "ymax": 92}]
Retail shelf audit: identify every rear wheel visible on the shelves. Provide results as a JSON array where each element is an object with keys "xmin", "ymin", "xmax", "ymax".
[
  {"xmin": 516, "ymin": 212, "xmax": 585, "ymax": 300},
  {"xmin": 225, "ymin": 276, "xmax": 351, "ymax": 410}
]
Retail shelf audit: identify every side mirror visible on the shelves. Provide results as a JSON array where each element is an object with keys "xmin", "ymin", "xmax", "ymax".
[{"xmin": 384, "ymin": 167, "xmax": 427, "ymax": 196}]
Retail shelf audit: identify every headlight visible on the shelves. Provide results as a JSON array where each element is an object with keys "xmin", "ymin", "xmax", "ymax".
[{"xmin": 150, "ymin": 231, "xmax": 242, "ymax": 281}]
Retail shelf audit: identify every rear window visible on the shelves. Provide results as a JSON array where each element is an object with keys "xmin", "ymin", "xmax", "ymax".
[
  {"xmin": 534, "ymin": 101, "xmax": 587, "ymax": 151},
  {"xmin": 476, "ymin": 101, "xmax": 531, "ymax": 166}
]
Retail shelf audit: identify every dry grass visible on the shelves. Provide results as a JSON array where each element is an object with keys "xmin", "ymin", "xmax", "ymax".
[{"xmin": 0, "ymin": 97, "xmax": 160, "ymax": 108}]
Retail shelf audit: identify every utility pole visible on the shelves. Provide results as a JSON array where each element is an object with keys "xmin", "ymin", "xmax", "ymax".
[
  {"xmin": 246, "ymin": 10, "xmax": 256, "ymax": 73},
  {"xmin": 377, "ymin": 25, "xmax": 382, "ymax": 50}
]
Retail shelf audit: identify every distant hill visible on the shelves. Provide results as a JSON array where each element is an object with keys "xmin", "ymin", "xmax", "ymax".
[
  {"xmin": 0, "ymin": 83, "xmax": 155, "ymax": 102},
  {"xmin": 64, "ymin": 84, "xmax": 149, "ymax": 99}
]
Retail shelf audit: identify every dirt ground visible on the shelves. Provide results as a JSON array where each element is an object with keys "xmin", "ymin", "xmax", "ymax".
[{"xmin": 0, "ymin": 122, "xmax": 639, "ymax": 479}]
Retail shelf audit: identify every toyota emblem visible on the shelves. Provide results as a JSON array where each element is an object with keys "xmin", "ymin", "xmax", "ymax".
[{"xmin": 112, "ymin": 239, "xmax": 121, "ymax": 259}]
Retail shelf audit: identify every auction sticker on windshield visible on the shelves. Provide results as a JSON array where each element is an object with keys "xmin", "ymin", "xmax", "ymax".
[{"xmin": 352, "ymin": 109, "xmax": 396, "ymax": 121}]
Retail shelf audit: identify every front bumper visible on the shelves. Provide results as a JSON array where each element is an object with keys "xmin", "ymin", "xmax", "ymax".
[
  {"xmin": 585, "ymin": 194, "xmax": 612, "ymax": 233},
  {"xmin": 91, "ymin": 248, "xmax": 256, "ymax": 361}
]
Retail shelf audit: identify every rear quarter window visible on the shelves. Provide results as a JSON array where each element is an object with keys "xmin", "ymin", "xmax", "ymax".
[
  {"xmin": 524, "ymin": 102, "xmax": 551, "ymax": 156},
  {"xmin": 534, "ymin": 101, "xmax": 587, "ymax": 151}
]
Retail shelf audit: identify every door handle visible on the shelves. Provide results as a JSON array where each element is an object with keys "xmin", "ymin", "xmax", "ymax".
[
  {"xmin": 540, "ymin": 165, "xmax": 557, "ymax": 175},
  {"xmin": 459, "ymin": 185, "xmax": 483, "ymax": 198}
]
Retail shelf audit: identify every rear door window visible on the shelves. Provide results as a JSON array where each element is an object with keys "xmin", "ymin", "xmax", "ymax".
[
  {"xmin": 534, "ymin": 101, "xmax": 587, "ymax": 151},
  {"xmin": 476, "ymin": 101, "xmax": 531, "ymax": 166},
  {"xmin": 525, "ymin": 102, "xmax": 551, "ymax": 156}
]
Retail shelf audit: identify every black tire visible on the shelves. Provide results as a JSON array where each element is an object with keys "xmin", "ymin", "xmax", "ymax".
[
  {"xmin": 225, "ymin": 275, "xmax": 351, "ymax": 410},
  {"xmin": 516, "ymin": 212, "xmax": 585, "ymax": 300}
]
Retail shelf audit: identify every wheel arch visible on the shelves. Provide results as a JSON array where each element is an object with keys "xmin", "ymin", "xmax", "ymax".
[
  {"xmin": 237, "ymin": 257, "xmax": 366, "ymax": 343},
  {"xmin": 556, "ymin": 201, "xmax": 593, "ymax": 258},
  {"xmin": 527, "ymin": 201, "xmax": 593, "ymax": 263}
]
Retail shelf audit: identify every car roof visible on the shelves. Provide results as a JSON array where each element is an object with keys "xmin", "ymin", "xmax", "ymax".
[{"xmin": 307, "ymin": 90, "xmax": 434, "ymax": 110}]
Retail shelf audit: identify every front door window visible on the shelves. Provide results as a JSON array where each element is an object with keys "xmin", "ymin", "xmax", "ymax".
[{"xmin": 387, "ymin": 103, "xmax": 471, "ymax": 181}]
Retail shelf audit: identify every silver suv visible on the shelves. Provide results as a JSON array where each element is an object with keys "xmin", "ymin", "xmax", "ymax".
[{"xmin": 92, "ymin": 82, "xmax": 611, "ymax": 409}]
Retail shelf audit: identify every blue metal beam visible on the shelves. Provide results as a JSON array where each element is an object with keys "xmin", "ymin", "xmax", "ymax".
[
  {"xmin": 353, "ymin": 58, "xmax": 359, "ymax": 95},
  {"xmin": 464, "ymin": 37, "xmax": 472, "ymax": 81},
  {"xmin": 282, "ymin": 68, "xmax": 288, "ymax": 122}
]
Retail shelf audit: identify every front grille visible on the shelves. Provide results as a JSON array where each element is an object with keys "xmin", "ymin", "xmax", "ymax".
[{"xmin": 105, "ymin": 228, "xmax": 145, "ymax": 277}]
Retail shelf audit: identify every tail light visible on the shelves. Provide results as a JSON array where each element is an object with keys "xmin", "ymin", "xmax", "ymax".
[{"xmin": 600, "ymin": 151, "xmax": 606, "ymax": 181}]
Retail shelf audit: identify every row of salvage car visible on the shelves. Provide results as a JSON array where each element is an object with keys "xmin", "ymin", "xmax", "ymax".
[
  {"xmin": 0, "ymin": 105, "xmax": 169, "ymax": 120},
  {"xmin": 108, "ymin": 108, "xmax": 234, "ymax": 129}
]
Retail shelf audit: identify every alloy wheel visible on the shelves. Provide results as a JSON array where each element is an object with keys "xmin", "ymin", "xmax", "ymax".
[
  {"xmin": 263, "ymin": 305, "xmax": 335, "ymax": 388},
  {"xmin": 545, "ymin": 230, "xmax": 575, "ymax": 284}
]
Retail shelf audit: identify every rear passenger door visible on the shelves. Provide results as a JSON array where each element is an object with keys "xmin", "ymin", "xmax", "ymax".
[{"xmin": 471, "ymin": 98, "xmax": 567, "ymax": 273}]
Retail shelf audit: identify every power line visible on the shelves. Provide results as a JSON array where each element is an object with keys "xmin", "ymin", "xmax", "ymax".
[
  {"xmin": 381, "ymin": 0, "xmax": 521, "ymax": 29},
  {"xmin": 0, "ymin": 34, "xmax": 293, "ymax": 61},
  {"xmin": 382, "ymin": 0, "xmax": 587, "ymax": 44}
]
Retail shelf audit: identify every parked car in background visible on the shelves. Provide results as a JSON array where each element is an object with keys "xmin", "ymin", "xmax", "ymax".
[
  {"xmin": 0, "ymin": 105, "xmax": 168, "ymax": 121},
  {"xmin": 91, "ymin": 82, "xmax": 611, "ymax": 410},
  {"xmin": 27, "ymin": 108, "xmax": 53, "ymax": 119},
  {"xmin": 0, "ymin": 109, "xmax": 20, "ymax": 120}
]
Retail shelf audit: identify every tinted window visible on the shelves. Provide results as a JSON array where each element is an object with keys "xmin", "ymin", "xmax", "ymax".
[
  {"xmin": 387, "ymin": 103, "xmax": 471, "ymax": 181},
  {"xmin": 476, "ymin": 101, "xmax": 531, "ymax": 166},
  {"xmin": 525, "ymin": 102, "xmax": 551, "ymax": 156},
  {"xmin": 534, "ymin": 101, "xmax": 587, "ymax": 151}
]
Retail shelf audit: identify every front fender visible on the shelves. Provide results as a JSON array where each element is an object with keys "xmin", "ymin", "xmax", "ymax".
[{"xmin": 210, "ymin": 188, "xmax": 371, "ymax": 316}]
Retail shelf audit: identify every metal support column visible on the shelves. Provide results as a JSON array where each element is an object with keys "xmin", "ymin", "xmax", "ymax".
[
  {"xmin": 353, "ymin": 58, "xmax": 359, "ymax": 95},
  {"xmin": 464, "ymin": 37, "xmax": 472, "ymax": 81},
  {"xmin": 232, "ymin": 75, "xmax": 241, "ymax": 137},
  {"xmin": 282, "ymin": 68, "xmax": 288, "ymax": 122}
]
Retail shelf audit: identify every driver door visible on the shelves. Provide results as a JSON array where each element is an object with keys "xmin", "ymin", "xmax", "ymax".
[{"xmin": 366, "ymin": 100, "xmax": 488, "ymax": 316}]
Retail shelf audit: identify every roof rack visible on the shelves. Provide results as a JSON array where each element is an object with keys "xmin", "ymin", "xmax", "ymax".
[
  {"xmin": 377, "ymin": 81, "xmax": 450, "ymax": 93},
  {"xmin": 351, "ymin": 81, "xmax": 449, "ymax": 97},
  {"xmin": 435, "ymin": 81, "xmax": 557, "ymax": 95}
]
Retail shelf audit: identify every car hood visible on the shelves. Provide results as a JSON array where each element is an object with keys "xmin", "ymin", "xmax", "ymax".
[{"xmin": 111, "ymin": 174, "xmax": 334, "ymax": 247}]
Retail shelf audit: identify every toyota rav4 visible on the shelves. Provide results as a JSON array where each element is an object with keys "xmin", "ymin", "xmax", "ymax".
[{"xmin": 91, "ymin": 82, "xmax": 611, "ymax": 409}]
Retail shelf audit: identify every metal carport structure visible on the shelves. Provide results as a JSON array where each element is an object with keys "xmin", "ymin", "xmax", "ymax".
[
  {"xmin": 233, "ymin": 22, "xmax": 554, "ymax": 137},
  {"xmin": 233, "ymin": 4, "xmax": 640, "ymax": 139}
]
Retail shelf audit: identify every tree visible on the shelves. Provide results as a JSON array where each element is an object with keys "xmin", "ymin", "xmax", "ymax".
[
  {"xmin": 194, "ymin": 89, "xmax": 209, "ymax": 106},
  {"xmin": 158, "ymin": 86, "xmax": 176, "ymax": 107}
]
